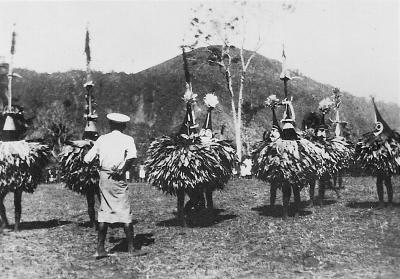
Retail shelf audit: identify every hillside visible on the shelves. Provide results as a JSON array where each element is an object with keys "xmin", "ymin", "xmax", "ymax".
[{"xmin": 1, "ymin": 48, "xmax": 399, "ymax": 158}]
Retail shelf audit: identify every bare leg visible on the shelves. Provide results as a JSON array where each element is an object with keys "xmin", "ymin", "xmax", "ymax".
[
  {"xmin": 338, "ymin": 173, "xmax": 344, "ymax": 189},
  {"xmin": 0, "ymin": 193, "xmax": 9, "ymax": 231},
  {"xmin": 184, "ymin": 190, "xmax": 200, "ymax": 212},
  {"xmin": 376, "ymin": 174, "xmax": 384, "ymax": 208},
  {"xmin": 292, "ymin": 185, "xmax": 301, "ymax": 218},
  {"xmin": 124, "ymin": 223, "xmax": 134, "ymax": 252},
  {"xmin": 97, "ymin": 222, "xmax": 108, "ymax": 257},
  {"xmin": 14, "ymin": 190, "xmax": 22, "ymax": 232},
  {"xmin": 318, "ymin": 177, "xmax": 326, "ymax": 206},
  {"xmin": 333, "ymin": 179, "xmax": 341, "ymax": 199},
  {"xmin": 86, "ymin": 188, "xmax": 96, "ymax": 228},
  {"xmin": 282, "ymin": 185, "xmax": 291, "ymax": 219},
  {"xmin": 270, "ymin": 184, "xmax": 277, "ymax": 206},
  {"xmin": 205, "ymin": 189, "xmax": 213, "ymax": 209},
  {"xmin": 176, "ymin": 188, "xmax": 186, "ymax": 226},
  {"xmin": 309, "ymin": 180, "xmax": 315, "ymax": 206},
  {"xmin": 196, "ymin": 189, "xmax": 206, "ymax": 210},
  {"xmin": 384, "ymin": 175, "xmax": 393, "ymax": 207}
]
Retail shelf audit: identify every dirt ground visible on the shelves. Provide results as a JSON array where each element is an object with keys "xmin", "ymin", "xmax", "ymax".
[{"xmin": 0, "ymin": 176, "xmax": 400, "ymax": 279}]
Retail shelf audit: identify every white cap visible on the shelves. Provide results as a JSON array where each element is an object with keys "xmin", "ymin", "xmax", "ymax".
[{"xmin": 106, "ymin": 112, "xmax": 130, "ymax": 123}]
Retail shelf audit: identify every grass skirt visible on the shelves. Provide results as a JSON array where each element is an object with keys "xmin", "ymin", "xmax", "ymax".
[
  {"xmin": 313, "ymin": 138, "xmax": 354, "ymax": 178},
  {"xmin": 354, "ymin": 132, "xmax": 400, "ymax": 176},
  {"xmin": 0, "ymin": 140, "xmax": 50, "ymax": 195},
  {"xmin": 145, "ymin": 134, "xmax": 237, "ymax": 195},
  {"xmin": 252, "ymin": 138, "xmax": 324, "ymax": 189},
  {"xmin": 59, "ymin": 140, "xmax": 99, "ymax": 195}
]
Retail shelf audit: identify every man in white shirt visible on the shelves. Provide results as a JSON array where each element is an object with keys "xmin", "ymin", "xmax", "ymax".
[{"xmin": 84, "ymin": 112, "xmax": 142, "ymax": 258}]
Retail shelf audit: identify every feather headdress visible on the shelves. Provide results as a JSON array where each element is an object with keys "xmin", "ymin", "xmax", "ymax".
[
  {"xmin": 204, "ymin": 93, "xmax": 218, "ymax": 108},
  {"xmin": 318, "ymin": 97, "xmax": 334, "ymax": 115}
]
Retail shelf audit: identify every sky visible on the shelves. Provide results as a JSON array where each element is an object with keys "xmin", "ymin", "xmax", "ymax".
[{"xmin": 0, "ymin": 0, "xmax": 399, "ymax": 106}]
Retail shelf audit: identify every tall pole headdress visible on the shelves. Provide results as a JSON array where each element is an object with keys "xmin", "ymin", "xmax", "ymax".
[
  {"xmin": 2, "ymin": 24, "xmax": 22, "ymax": 140},
  {"xmin": 82, "ymin": 25, "xmax": 98, "ymax": 140},
  {"xmin": 7, "ymin": 24, "xmax": 16, "ymax": 112},
  {"xmin": 179, "ymin": 46, "xmax": 198, "ymax": 136},
  {"xmin": 279, "ymin": 45, "xmax": 291, "ymax": 99},
  {"xmin": 279, "ymin": 47, "xmax": 298, "ymax": 140}
]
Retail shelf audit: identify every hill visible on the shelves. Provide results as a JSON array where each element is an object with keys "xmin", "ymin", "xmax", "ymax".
[{"xmin": 1, "ymin": 48, "xmax": 399, "ymax": 159}]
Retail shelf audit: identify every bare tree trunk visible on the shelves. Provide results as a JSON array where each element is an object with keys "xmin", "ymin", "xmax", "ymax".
[
  {"xmin": 224, "ymin": 66, "xmax": 242, "ymax": 163},
  {"xmin": 237, "ymin": 72, "xmax": 246, "ymax": 163}
]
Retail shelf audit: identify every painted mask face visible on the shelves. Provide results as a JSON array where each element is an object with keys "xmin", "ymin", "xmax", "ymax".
[
  {"xmin": 317, "ymin": 128, "xmax": 326, "ymax": 139},
  {"xmin": 270, "ymin": 127, "xmax": 280, "ymax": 141},
  {"xmin": 373, "ymin": 121, "xmax": 383, "ymax": 136},
  {"xmin": 199, "ymin": 128, "xmax": 213, "ymax": 138}
]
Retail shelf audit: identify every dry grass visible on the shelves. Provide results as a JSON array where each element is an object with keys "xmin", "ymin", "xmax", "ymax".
[{"xmin": 1, "ymin": 176, "xmax": 400, "ymax": 278}]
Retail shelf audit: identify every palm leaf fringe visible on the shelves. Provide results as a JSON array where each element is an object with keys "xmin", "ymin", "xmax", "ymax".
[
  {"xmin": 354, "ymin": 132, "xmax": 400, "ymax": 176},
  {"xmin": 252, "ymin": 138, "xmax": 324, "ymax": 189},
  {"xmin": 0, "ymin": 141, "xmax": 50, "ymax": 195},
  {"xmin": 312, "ymin": 138, "xmax": 353, "ymax": 178},
  {"xmin": 59, "ymin": 140, "xmax": 99, "ymax": 195},
  {"xmin": 145, "ymin": 135, "xmax": 237, "ymax": 195},
  {"xmin": 301, "ymin": 130, "xmax": 354, "ymax": 177}
]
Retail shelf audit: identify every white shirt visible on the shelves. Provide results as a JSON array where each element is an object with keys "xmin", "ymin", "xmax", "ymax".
[{"xmin": 84, "ymin": 130, "xmax": 137, "ymax": 171}]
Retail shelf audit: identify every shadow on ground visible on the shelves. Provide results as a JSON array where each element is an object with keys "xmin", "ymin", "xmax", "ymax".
[
  {"xmin": 252, "ymin": 202, "xmax": 312, "ymax": 218},
  {"xmin": 13, "ymin": 219, "xmax": 71, "ymax": 230},
  {"xmin": 156, "ymin": 208, "xmax": 237, "ymax": 228},
  {"xmin": 78, "ymin": 219, "xmax": 139, "ymax": 228},
  {"xmin": 109, "ymin": 233, "xmax": 155, "ymax": 252},
  {"xmin": 318, "ymin": 199, "xmax": 338, "ymax": 206},
  {"xmin": 347, "ymin": 201, "xmax": 400, "ymax": 209}
]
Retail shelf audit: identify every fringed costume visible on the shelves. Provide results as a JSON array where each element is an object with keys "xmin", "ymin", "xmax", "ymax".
[
  {"xmin": 59, "ymin": 140, "xmax": 99, "ymax": 195},
  {"xmin": 354, "ymin": 97, "xmax": 400, "ymax": 207},
  {"xmin": 0, "ymin": 28, "xmax": 50, "ymax": 232},
  {"xmin": 252, "ymin": 97, "xmax": 323, "ymax": 217},
  {"xmin": 145, "ymin": 48, "xmax": 236, "ymax": 225},
  {"xmin": 59, "ymin": 28, "xmax": 100, "ymax": 227},
  {"xmin": 305, "ymin": 90, "xmax": 354, "ymax": 204},
  {"xmin": 252, "ymin": 50, "xmax": 324, "ymax": 218}
]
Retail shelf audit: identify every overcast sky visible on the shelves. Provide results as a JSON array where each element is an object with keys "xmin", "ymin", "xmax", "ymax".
[{"xmin": 0, "ymin": 0, "xmax": 398, "ymax": 106}]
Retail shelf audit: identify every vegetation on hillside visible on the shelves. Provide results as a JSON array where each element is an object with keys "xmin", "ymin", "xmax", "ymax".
[{"xmin": 0, "ymin": 49, "xmax": 399, "ymax": 159}]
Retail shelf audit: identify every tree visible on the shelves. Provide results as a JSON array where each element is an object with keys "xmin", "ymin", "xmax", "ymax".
[
  {"xmin": 188, "ymin": 2, "xmax": 262, "ymax": 163},
  {"xmin": 29, "ymin": 100, "xmax": 77, "ymax": 153},
  {"xmin": 187, "ymin": 2, "xmax": 298, "ymax": 162}
]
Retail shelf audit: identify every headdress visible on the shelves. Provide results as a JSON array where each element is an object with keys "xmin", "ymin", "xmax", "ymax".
[
  {"xmin": 178, "ymin": 47, "xmax": 198, "ymax": 136},
  {"xmin": 371, "ymin": 97, "xmax": 393, "ymax": 137},
  {"xmin": 200, "ymin": 93, "xmax": 218, "ymax": 138},
  {"xmin": 1, "ymin": 25, "xmax": 25, "ymax": 141},
  {"xmin": 265, "ymin": 94, "xmax": 282, "ymax": 136},
  {"xmin": 82, "ymin": 27, "xmax": 98, "ymax": 141}
]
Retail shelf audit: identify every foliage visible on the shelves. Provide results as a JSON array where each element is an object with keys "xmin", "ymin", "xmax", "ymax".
[
  {"xmin": 4, "ymin": 50, "xmax": 399, "ymax": 160},
  {"xmin": 145, "ymin": 134, "xmax": 237, "ymax": 195},
  {"xmin": 252, "ymin": 138, "xmax": 323, "ymax": 188},
  {"xmin": 29, "ymin": 100, "xmax": 77, "ymax": 152},
  {"xmin": 59, "ymin": 140, "xmax": 99, "ymax": 195},
  {"xmin": 0, "ymin": 141, "xmax": 50, "ymax": 195},
  {"xmin": 354, "ymin": 132, "xmax": 400, "ymax": 176}
]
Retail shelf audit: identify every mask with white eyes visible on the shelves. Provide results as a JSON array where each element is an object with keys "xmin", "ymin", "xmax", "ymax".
[
  {"xmin": 373, "ymin": 121, "xmax": 383, "ymax": 136},
  {"xmin": 270, "ymin": 127, "xmax": 280, "ymax": 141},
  {"xmin": 317, "ymin": 129, "xmax": 326, "ymax": 139},
  {"xmin": 199, "ymin": 128, "xmax": 213, "ymax": 139}
]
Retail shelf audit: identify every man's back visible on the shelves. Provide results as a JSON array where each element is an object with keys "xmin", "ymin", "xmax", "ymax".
[{"xmin": 85, "ymin": 130, "xmax": 137, "ymax": 171}]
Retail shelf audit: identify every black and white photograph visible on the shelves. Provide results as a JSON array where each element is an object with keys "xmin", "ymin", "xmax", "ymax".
[{"xmin": 0, "ymin": 0, "xmax": 399, "ymax": 278}]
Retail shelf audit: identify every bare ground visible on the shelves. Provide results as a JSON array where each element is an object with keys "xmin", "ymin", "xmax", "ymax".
[{"xmin": 1, "ymin": 176, "xmax": 400, "ymax": 279}]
